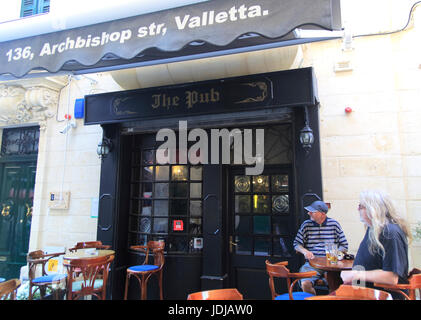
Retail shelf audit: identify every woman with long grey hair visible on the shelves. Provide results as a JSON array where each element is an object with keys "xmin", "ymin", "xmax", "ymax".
[{"xmin": 341, "ymin": 190, "xmax": 412, "ymax": 297}]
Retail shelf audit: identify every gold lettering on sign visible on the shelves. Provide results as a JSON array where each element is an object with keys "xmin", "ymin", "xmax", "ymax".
[
  {"xmin": 152, "ymin": 94, "xmax": 180, "ymax": 109},
  {"xmin": 185, "ymin": 88, "xmax": 220, "ymax": 109}
]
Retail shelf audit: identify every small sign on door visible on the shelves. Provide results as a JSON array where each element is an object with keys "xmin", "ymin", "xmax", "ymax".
[
  {"xmin": 193, "ymin": 237, "xmax": 203, "ymax": 249},
  {"xmin": 173, "ymin": 220, "xmax": 184, "ymax": 231}
]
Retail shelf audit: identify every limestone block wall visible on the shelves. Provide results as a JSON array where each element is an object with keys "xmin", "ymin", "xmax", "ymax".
[
  {"xmin": 28, "ymin": 73, "xmax": 122, "ymax": 251},
  {"xmin": 302, "ymin": 21, "xmax": 421, "ymax": 268}
]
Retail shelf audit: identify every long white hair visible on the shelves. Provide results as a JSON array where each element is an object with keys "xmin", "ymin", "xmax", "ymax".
[{"xmin": 359, "ymin": 190, "xmax": 412, "ymax": 257}]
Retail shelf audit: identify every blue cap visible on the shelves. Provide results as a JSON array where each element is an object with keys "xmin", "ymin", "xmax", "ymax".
[{"xmin": 304, "ymin": 200, "xmax": 328, "ymax": 214}]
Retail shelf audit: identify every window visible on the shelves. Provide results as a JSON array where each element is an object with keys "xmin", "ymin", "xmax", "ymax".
[
  {"xmin": 20, "ymin": 0, "xmax": 50, "ymax": 17},
  {"xmin": 1, "ymin": 126, "xmax": 40, "ymax": 157},
  {"xmin": 128, "ymin": 136, "xmax": 203, "ymax": 255},
  {"xmin": 233, "ymin": 172, "xmax": 293, "ymax": 257}
]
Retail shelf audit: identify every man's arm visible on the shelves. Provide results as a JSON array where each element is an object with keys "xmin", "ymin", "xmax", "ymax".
[
  {"xmin": 293, "ymin": 223, "xmax": 314, "ymax": 259},
  {"xmin": 336, "ymin": 222, "xmax": 349, "ymax": 252},
  {"xmin": 295, "ymin": 244, "xmax": 315, "ymax": 260}
]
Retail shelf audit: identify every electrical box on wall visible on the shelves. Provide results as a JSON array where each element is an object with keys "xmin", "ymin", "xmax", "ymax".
[{"xmin": 48, "ymin": 191, "xmax": 71, "ymax": 209}]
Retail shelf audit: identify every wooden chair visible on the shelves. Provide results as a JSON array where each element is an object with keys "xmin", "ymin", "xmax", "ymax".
[
  {"xmin": 68, "ymin": 241, "xmax": 111, "ymax": 252},
  {"xmin": 374, "ymin": 268, "xmax": 421, "ymax": 300},
  {"xmin": 187, "ymin": 288, "xmax": 243, "ymax": 300},
  {"xmin": 306, "ymin": 284, "xmax": 392, "ymax": 300},
  {"xmin": 0, "ymin": 279, "xmax": 21, "ymax": 300},
  {"xmin": 27, "ymin": 250, "xmax": 67, "ymax": 300},
  {"xmin": 305, "ymin": 295, "xmax": 356, "ymax": 300},
  {"xmin": 64, "ymin": 254, "xmax": 114, "ymax": 300},
  {"xmin": 124, "ymin": 241, "xmax": 165, "ymax": 300},
  {"xmin": 265, "ymin": 260, "xmax": 317, "ymax": 300}
]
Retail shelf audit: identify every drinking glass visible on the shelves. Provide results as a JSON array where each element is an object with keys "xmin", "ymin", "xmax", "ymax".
[{"xmin": 325, "ymin": 243, "xmax": 338, "ymax": 264}]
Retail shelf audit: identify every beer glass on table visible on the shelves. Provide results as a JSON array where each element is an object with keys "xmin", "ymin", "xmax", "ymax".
[{"xmin": 325, "ymin": 243, "xmax": 338, "ymax": 264}]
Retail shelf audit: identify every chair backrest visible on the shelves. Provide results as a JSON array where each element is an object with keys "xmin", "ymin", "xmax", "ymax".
[
  {"xmin": 130, "ymin": 241, "xmax": 165, "ymax": 267},
  {"xmin": 265, "ymin": 260, "xmax": 318, "ymax": 300},
  {"xmin": 265, "ymin": 260, "xmax": 290, "ymax": 278},
  {"xmin": 305, "ymin": 295, "xmax": 356, "ymax": 300},
  {"xmin": 408, "ymin": 268, "xmax": 421, "ymax": 287},
  {"xmin": 0, "ymin": 279, "xmax": 21, "ymax": 300},
  {"xmin": 69, "ymin": 241, "xmax": 111, "ymax": 252},
  {"xmin": 335, "ymin": 285, "xmax": 392, "ymax": 300},
  {"xmin": 265, "ymin": 260, "xmax": 291, "ymax": 299},
  {"xmin": 187, "ymin": 288, "xmax": 243, "ymax": 300},
  {"xmin": 373, "ymin": 267, "xmax": 421, "ymax": 300},
  {"xmin": 65, "ymin": 254, "xmax": 115, "ymax": 300},
  {"xmin": 407, "ymin": 268, "xmax": 421, "ymax": 299},
  {"xmin": 27, "ymin": 250, "xmax": 64, "ymax": 280},
  {"xmin": 148, "ymin": 241, "xmax": 165, "ymax": 267}
]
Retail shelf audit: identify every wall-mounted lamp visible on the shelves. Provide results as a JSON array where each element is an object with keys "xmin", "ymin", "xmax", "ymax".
[
  {"xmin": 97, "ymin": 137, "xmax": 113, "ymax": 160},
  {"xmin": 299, "ymin": 106, "xmax": 314, "ymax": 155}
]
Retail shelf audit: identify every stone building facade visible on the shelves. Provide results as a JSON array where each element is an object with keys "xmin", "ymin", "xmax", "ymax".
[{"xmin": 0, "ymin": 0, "xmax": 420, "ymax": 282}]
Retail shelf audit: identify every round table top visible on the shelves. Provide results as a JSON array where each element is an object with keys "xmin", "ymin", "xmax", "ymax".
[
  {"xmin": 63, "ymin": 249, "xmax": 115, "ymax": 260},
  {"xmin": 309, "ymin": 256, "xmax": 354, "ymax": 272}
]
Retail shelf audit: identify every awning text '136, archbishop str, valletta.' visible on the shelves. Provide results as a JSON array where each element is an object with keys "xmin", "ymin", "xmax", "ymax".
[{"xmin": 0, "ymin": 0, "xmax": 341, "ymax": 78}]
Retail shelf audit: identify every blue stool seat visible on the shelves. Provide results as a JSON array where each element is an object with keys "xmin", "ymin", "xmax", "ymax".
[
  {"xmin": 128, "ymin": 265, "xmax": 159, "ymax": 272},
  {"xmin": 32, "ymin": 274, "xmax": 67, "ymax": 284},
  {"xmin": 275, "ymin": 291, "xmax": 314, "ymax": 300},
  {"xmin": 0, "ymin": 278, "xmax": 5, "ymax": 283}
]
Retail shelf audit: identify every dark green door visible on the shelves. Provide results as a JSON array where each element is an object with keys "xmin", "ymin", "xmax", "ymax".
[
  {"xmin": 0, "ymin": 126, "xmax": 39, "ymax": 280},
  {"xmin": 226, "ymin": 124, "xmax": 298, "ymax": 299}
]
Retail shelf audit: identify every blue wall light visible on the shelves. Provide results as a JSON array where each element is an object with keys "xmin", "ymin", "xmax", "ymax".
[{"xmin": 74, "ymin": 98, "xmax": 85, "ymax": 119}]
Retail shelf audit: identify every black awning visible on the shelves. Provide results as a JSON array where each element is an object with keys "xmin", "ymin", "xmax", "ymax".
[{"xmin": 0, "ymin": 0, "xmax": 341, "ymax": 78}]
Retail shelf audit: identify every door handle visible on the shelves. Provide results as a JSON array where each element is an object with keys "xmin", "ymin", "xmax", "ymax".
[
  {"xmin": 1, "ymin": 204, "xmax": 11, "ymax": 217},
  {"xmin": 229, "ymin": 236, "xmax": 238, "ymax": 253},
  {"xmin": 25, "ymin": 203, "xmax": 33, "ymax": 217}
]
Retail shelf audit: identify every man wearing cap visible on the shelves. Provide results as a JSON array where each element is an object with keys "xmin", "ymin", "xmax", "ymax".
[{"xmin": 293, "ymin": 200, "xmax": 348, "ymax": 295}]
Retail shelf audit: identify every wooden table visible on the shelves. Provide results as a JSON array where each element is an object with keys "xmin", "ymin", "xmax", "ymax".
[
  {"xmin": 309, "ymin": 257, "xmax": 354, "ymax": 293},
  {"xmin": 63, "ymin": 249, "xmax": 115, "ymax": 261}
]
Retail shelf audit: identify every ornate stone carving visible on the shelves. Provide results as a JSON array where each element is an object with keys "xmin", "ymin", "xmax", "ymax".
[{"xmin": 0, "ymin": 84, "xmax": 59, "ymax": 130}]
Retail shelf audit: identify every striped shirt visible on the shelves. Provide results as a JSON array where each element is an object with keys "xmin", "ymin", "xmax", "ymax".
[{"xmin": 293, "ymin": 217, "xmax": 348, "ymax": 257}]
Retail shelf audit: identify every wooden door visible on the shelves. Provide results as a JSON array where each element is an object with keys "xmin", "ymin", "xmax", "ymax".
[
  {"xmin": 0, "ymin": 162, "xmax": 36, "ymax": 279},
  {"xmin": 0, "ymin": 126, "xmax": 39, "ymax": 280},
  {"xmin": 226, "ymin": 124, "xmax": 298, "ymax": 299},
  {"xmin": 228, "ymin": 166, "xmax": 299, "ymax": 299}
]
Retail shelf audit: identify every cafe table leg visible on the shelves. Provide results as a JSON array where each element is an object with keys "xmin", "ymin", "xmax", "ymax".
[{"xmin": 326, "ymin": 271, "xmax": 342, "ymax": 293}]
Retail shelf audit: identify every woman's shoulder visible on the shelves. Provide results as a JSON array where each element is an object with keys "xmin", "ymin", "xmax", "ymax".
[{"xmin": 381, "ymin": 223, "xmax": 406, "ymax": 240}]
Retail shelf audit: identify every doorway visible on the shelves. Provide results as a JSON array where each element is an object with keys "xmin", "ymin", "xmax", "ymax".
[
  {"xmin": 0, "ymin": 126, "xmax": 39, "ymax": 279},
  {"xmin": 225, "ymin": 124, "xmax": 299, "ymax": 299}
]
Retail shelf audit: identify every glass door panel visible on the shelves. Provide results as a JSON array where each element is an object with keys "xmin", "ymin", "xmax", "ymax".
[{"xmin": 128, "ymin": 135, "xmax": 203, "ymax": 255}]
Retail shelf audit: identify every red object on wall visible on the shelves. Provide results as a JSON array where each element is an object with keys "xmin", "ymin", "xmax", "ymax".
[
  {"xmin": 173, "ymin": 220, "xmax": 184, "ymax": 231},
  {"xmin": 345, "ymin": 107, "xmax": 352, "ymax": 114}
]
